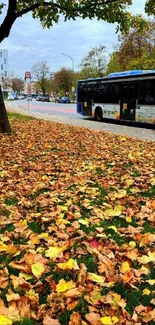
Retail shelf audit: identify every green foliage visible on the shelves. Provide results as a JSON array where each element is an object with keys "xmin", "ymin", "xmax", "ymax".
[
  {"xmin": 145, "ymin": 0, "xmax": 155, "ymax": 16},
  {"xmin": 31, "ymin": 61, "xmax": 50, "ymax": 95},
  {"xmin": 80, "ymin": 45, "xmax": 107, "ymax": 77},
  {"xmin": 106, "ymin": 50, "xmax": 122, "ymax": 75},
  {"xmin": 0, "ymin": 1, "xmax": 149, "ymax": 45}
]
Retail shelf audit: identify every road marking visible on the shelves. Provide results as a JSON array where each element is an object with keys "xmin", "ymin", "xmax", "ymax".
[{"xmin": 22, "ymin": 103, "xmax": 76, "ymax": 114}]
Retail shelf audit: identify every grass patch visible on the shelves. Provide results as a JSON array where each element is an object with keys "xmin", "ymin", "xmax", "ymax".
[
  {"xmin": 7, "ymin": 112, "xmax": 35, "ymax": 121},
  {"xmin": 5, "ymin": 197, "xmax": 18, "ymax": 206},
  {"xmin": 13, "ymin": 319, "xmax": 39, "ymax": 325}
]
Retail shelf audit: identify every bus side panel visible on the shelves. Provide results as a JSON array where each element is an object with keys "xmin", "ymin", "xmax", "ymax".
[
  {"xmin": 93, "ymin": 103, "xmax": 120, "ymax": 120},
  {"xmin": 136, "ymin": 105, "xmax": 155, "ymax": 124},
  {"xmin": 76, "ymin": 102, "xmax": 83, "ymax": 115}
]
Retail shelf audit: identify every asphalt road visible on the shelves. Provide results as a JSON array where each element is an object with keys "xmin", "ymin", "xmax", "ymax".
[{"xmin": 9, "ymin": 99, "xmax": 83, "ymax": 119}]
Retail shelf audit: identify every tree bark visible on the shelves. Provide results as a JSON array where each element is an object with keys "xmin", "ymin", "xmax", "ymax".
[{"xmin": 0, "ymin": 85, "xmax": 11, "ymax": 133}]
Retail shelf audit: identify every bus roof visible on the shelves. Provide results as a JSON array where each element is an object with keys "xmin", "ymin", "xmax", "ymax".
[
  {"xmin": 78, "ymin": 70, "xmax": 155, "ymax": 83},
  {"xmin": 108, "ymin": 70, "xmax": 155, "ymax": 78}
]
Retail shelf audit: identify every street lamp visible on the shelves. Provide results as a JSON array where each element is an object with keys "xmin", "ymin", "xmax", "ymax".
[{"xmin": 62, "ymin": 53, "xmax": 74, "ymax": 72}]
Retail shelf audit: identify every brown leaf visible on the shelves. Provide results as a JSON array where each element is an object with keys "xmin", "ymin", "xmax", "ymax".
[
  {"xmin": 85, "ymin": 312, "xmax": 100, "ymax": 325},
  {"xmin": 69, "ymin": 312, "xmax": 82, "ymax": 325},
  {"xmin": 43, "ymin": 315, "xmax": 61, "ymax": 325}
]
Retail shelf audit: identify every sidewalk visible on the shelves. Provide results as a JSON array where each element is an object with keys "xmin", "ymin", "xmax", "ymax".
[{"xmin": 6, "ymin": 103, "xmax": 155, "ymax": 141}]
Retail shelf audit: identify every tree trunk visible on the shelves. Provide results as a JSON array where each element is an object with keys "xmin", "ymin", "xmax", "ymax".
[{"xmin": 0, "ymin": 85, "xmax": 11, "ymax": 133}]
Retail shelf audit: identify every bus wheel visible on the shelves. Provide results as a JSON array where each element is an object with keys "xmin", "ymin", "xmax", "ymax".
[{"xmin": 95, "ymin": 107, "xmax": 103, "ymax": 121}]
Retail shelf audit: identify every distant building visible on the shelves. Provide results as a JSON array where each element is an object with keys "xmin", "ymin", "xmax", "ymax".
[
  {"xmin": 24, "ymin": 81, "xmax": 39, "ymax": 95},
  {"xmin": 0, "ymin": 50, "xmax": 8, "ymax": 82}
]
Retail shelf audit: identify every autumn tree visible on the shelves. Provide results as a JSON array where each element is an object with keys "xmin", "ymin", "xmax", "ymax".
[
  {"xmin": 107, "ymin": 19, "xmax": 155, "ymax": 73},
  {"xmin": 0, "ymin": 1, "xmax": 150, "ymax": 133},
  {"xmin": 53, "ymin": 68, "xmax": 75, "ymax": 97},
  {"xmin": 118, "ymin": 20, "xmax": 155, "ymax": 70},
  {"xmin": 11, "ymin": 77, "xmax": 24, "ymax": 94},
  {"xmin": 80, "ymin": 45, "xmax": 107, "ymax": 78},
  {"xmin": 32, "ymin": 61, "xmax": 50, "ymax": 95}
]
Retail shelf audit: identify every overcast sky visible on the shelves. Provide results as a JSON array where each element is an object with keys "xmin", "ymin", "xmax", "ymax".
[{"xmin": 0, "ymin": 0, "xmax": 147, "ymax": 78}]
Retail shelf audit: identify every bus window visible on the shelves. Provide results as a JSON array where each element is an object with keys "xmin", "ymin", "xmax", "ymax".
[
  {"xmin": 139, "ymin": 80, "xmax": 155, "ymax": 105},
  {"xmin": 78, "ymin": 83, "xmax": 87, "ymax": 102},
  {"xmin": 103, "ymin": 83, "xmax": 120, "ymax": 104}
]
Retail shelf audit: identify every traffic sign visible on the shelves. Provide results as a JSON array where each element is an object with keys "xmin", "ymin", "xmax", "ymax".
[{"xmin": 25, "ymin": 71, "xmax": 31, "ymax": 79}]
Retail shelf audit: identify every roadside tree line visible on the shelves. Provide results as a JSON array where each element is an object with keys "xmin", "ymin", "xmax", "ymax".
[{"xmin": 30, "ymin": 19, "xmax": 155, "ymax": 99}]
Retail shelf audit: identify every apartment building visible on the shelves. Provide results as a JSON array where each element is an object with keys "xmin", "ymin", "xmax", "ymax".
[{"xmin": 0, "ymin": 50, "xmax": 8, "ymax": 82}]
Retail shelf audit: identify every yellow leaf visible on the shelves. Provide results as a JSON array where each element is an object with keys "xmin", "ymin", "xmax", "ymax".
[
  {"xmin": 38, "ymin": 233, "xmax": 49, "ymax": 239},
  {"xmin": 116, "ymin": 190, "xmax": 127, "ymax": 198},
  {"xmin": 56, "ymin": 218, "xmax": 70, "ymax": 225},
  {"xmin": 111, "ymin": 317, "xmax": 119, "ymax": 324},
  {"xmin": 56, "ymin": 279, "xmax": 76, "ymax": 293},
  {"xmin": 114, "ymin": 205, "xmax": 122, "ymax": 215},
  {"xmin": 128, "ymin": 154, "xmax": 134, "ymax": 160},
  {"xmin": 138, "ymin": 252, "xmax": 155, "ymax": 264},
  {"xmin": 87, "ymin": 273, "xmax": 105, "ymax": 284},
  {"xmin": 0, "ymin": 241, "xmax": 7, "ymax": 252},
  {"xmin": 31, "ymin": 262, "xmax": 45, "ymax": 278},
  {"xmin": 125, "ymin": 179, "xmax": 134, "ymax": 186},
  {"xmin": 42, "ymin": 175, "xmax": 48, "ymax": 180},
  {"xmin": 60, "ymin": 206, "xmax": 68, "ymax": 212},
  {"xmin": 57, "ymin": 259, "xmax": 79, "ymax": 271},
  {"xmin": 142, "ymin": 288, "xmax": 151, "ymax": 295},
  {"xmin": 146, "ymin": 279, "xmax": 155, "ymax": 285},
  {"xmin": 0, "ymin": 316, "xmax": 12, "ymax": 325},
  {"xmin": 107, "ymin": 226, "xmax": 118, "ymax": 233},
  {"xmin": 150, "ymin": 177, "xmax": 155, "ymax": 185},
  {"xmin": 120, "ymin": 261, "xmax": 131, "ymax": 273},
  {"xmin": 79, "ymin": 219, "xmax": 89, "ymax": 226},
  {"xmin": 19, "ymin": 273, "xmax": 33, "ymax": 280},
  {"xmin": 45, "ymin": 247, "xmax": 63, "ymax": 259},
  {"xmin": 129, "ymin": 241, "xmax": 136, "ymax": 248},
  {"xmin": 100, "ymin": 316, "xmax": 119, "ymax": 324},
  {"xmin": 126, "ymin": 216, "xmax": 132, "ymax": 223}
]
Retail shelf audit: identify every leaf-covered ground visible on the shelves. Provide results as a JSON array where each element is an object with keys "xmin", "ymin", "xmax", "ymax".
[{"xmin": 0, "ymin": 114, "xmax": 155, "ymax": 325}]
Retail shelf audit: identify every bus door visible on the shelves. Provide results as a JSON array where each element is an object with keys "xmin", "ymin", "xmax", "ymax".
[{"xmin": 120, "ymin": 83, "xmax": 138, "ymax": 121}]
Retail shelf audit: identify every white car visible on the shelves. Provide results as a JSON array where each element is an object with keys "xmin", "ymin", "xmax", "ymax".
[{"xmin": 7, "ymin": 95, "xmax": 14, "ymax": 100}]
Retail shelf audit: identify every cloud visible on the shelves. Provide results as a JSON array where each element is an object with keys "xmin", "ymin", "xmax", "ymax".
[{"xmin": 0, "ymin": 0, "xmax": 146, "ymax": 77}]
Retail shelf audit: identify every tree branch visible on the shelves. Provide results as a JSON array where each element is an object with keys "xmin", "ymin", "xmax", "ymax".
[
  {"xmin": 16, "ymin": 1, "xmax": 72, "ymax": 17},
  {"xmin": 0, "ymin": 0, "xmax": 17, "ymax": 43},
  {"xmin": 0, "ymin": 0, "xmax": 120, "ymax": 43},
  {"xmin": 16, "ymin": 0, "xmax": 119, "ymax": 18},
  {"xmin": 8, "ymin": 0, "xmax": 17, "ymax": 12}
]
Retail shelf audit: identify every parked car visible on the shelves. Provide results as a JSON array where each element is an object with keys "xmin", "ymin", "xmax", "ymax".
[
  {"xmin": 7, "ymin": 95, "xmax": 14, "ymax": 101},
  {"xmin": 36, "ymin": 95, "xmax": 43, "ymax": 101},
  {"xmin": 42, "ymin": 95, "xmax": 50, "ymax": 102},
  {"xmin": 55, "ymin": 96, "xmax": 70, "ymax": 103},
  {"xmin": 26, "ymin": 96, "xmax": 32, "ymax": 101}
]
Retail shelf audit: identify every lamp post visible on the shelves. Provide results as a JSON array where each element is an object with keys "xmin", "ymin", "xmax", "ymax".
[
  {"xmin": 62, "ymin": 53, "xmax": 74, "ymax": 72},
  {"xmin": 62, "ymin": 53, "xmax": 75, "ymax": 102}
]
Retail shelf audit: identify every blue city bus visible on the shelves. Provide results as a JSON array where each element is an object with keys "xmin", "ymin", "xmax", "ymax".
[{"xmin": 76, "ymin": 70, "xmax": 155, "ymax": 124}]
